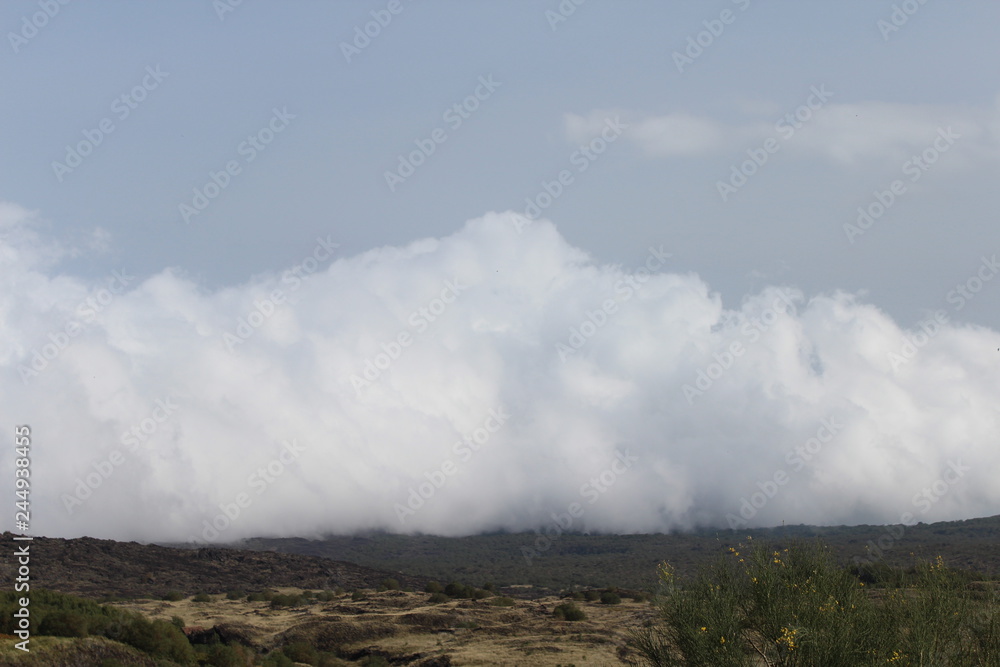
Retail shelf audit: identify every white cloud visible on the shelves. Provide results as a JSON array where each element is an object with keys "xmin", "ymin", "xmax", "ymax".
[
  {"xmin": 629, "ymin": 113, "xmax": 729, "ymax": 156},
  {"xmin": 594, "ymin": 97, "xmax": 1000, "ymax": 166},
  {"xmin": 3, "ymin": 206, "xmax": 999, "ymax": 541}
]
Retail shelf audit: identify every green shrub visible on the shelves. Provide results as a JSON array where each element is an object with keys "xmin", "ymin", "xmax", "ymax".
[
  {"xmin": 192, "ymin": 592, "xmax": 212, "ymax": 603},
  {"xmin": 225, "ymin": 589, "xmax": 245, "ymax": 600},
  {"xmin": 0, "ymin": 589, "xmax": 196, "ymax": 663},
  {"xmin": 628, "ymin": 539, "xmax": 1000, "ymax": 666},
  {"xmin": 583, "ymin": 590, "xmax": 600, "ymax": 602},
  {"xmin": 425, "ymin": 581, "xmax": 443, "ymax": 594},
  {"xmin": 553, "ymin": 602, "xmax": 586, "ymax": 621},
  {"xmin": 284, "ymin": 640, "xmax": 319, "ymax": 663},
  {"xmin": 444, "ymin": 582, "xmax": 472, "ymax": 598},
  {"xmin": 488, "ymin": 596, "xmax": 515, "ymax": 607},
  {"xmin": 270, "ymin": 593, "xmax": 304, "ymax": 608},
  {"xmin": 120, "ymin": 615, "xmax": 197, "ymax": 663},
  {"xmin": 428, "ymin": 592, "xmax": 450, "ymax": 604},
  {"xmin": 204, "ymin": 643, "xmax": 251, "ymax": 666},
  {"xmin": 38, "ymin": 611, "xmax": 88, "ymax": 637},
  {"xmin": 162, "ymin": 590, "xmax": 184, "ymax": 601},
  {"xmin": 170, "ymin": 615, "xmax": 185, "ymax": 630},
  {"xmin": 600, "ymin": 590, "xmax": 622, "ymax": 605},
  {"xmin": 380, "ymin": 578, "xmax": 400, "ymax": 591},
  {"xmin": 263, "ymin": 652, "xmax": 295, "ymax": 666},
  {"xmin": 351, "ymin": 590, "xmax": 367, "ymax": 601}
]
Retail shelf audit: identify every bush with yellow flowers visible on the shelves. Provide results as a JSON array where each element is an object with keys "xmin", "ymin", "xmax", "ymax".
[{"xmin": 627, "ymin": 539, "xmax": 1000, "ymax": 666}]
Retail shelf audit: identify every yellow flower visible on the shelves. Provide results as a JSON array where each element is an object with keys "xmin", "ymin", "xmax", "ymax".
[
  {"xmin": 720, "ymin": 636, "xmax": 725, "ymax": 644},
  {"xmin": 700, "ymin": 626, "xmax": 707, "ymax": 632},
  {"xmin": 776, "ymin": 626, "xmax": 798, "ymax": 651}
]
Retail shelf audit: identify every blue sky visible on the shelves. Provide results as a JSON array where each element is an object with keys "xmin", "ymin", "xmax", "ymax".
[
  {"xmin": 3, "ymin": 0, "xmax": 998, "ymax": 325},
  {"xmin": 3, "ymin": 1, "xmax": 1000, "ymax": 541}
]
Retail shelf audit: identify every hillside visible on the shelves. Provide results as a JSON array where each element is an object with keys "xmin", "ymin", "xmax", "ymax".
[
  {"xmin": 226, "ymin": 515, "xmax": 1000, "ymax": 594},
  {"xmin": 0, "ymin": 532, "xmax": 430, "ymax": 600}
]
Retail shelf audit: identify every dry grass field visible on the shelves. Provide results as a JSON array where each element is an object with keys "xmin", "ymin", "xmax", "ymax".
[
  {"xmin": 98, "ymin": 587, "xmax": 657, "ymax": 666},
  {"xmin": 0, "ymin": 587, "xmax": 657, "ymax": 665}
]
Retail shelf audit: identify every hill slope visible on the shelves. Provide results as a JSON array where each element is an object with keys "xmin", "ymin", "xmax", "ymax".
[
  {"xmin": 0, "ymin": 532, "xmax": 430, "ymax": 599},
  {"xmin": 229, "ymin": 515, "xmax": 1000, "ymax": 593}
]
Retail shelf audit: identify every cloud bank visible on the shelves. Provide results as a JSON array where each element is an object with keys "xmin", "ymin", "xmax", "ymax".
[
  {"xmin": 572, "ymin": 95, "xmax": 1000, "ymax": 166},
  {"xmin": 2, "ymin": 203, "xmax": 999, "ymax": 543}
]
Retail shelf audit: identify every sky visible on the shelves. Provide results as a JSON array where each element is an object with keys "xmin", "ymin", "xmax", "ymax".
[{"xmin": 1, "ymin": 1, "xmax": 999, "ymax": 545}]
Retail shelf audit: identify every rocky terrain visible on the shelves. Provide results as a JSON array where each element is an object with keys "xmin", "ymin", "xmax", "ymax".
[{"xmin": 0, "ymin": 532, "xmax": 431, "ymax": 600}]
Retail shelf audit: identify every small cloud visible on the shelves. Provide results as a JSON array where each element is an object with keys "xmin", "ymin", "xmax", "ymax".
[
  {"xmin": 586, "ymin": 96, "xmax": 1000, "ymax": 168},
  {"xmin": 630, "ymin": 113, "xmax": 728, "ymax": 156}
]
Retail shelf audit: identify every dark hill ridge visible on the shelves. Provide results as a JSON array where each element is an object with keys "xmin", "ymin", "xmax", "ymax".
[
  {"xmin": 229, "ymin": 514, "xmax": 1000, "ymax": 593},
  {"xmin": 0, "ymin": 532, "xmax": 430, "ymax": 599},
  {"xmin": 3, "ymin": 514, "xmax": 998, "ymax": 601}
]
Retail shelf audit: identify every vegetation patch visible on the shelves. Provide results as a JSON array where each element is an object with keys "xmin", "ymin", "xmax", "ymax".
[
  {"xmin": 628, "ymin": 538, "xmax": 1000, "ymax": 666},
  {"xmin": 553, "ymin": 602, "xmax": 587, "ymax": 621}
]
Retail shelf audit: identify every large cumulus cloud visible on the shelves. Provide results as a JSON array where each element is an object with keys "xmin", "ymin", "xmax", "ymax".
[{"xmin": 2, "ymin": 203, "xmax": 998, "ymax": 543}]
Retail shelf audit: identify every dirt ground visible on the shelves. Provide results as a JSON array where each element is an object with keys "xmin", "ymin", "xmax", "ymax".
[{"xmin": 110, "ymin": 587, "xmax": 660, "ymax": 665}]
